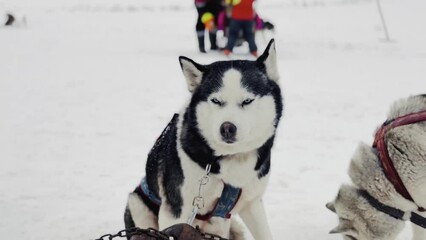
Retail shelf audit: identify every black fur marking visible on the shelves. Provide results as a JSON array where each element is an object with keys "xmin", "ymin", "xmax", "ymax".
[
  {"xmin": 345, "ymin": 235, "xmax": 357, "ymax": 240},
  {"xmin": 179, "ymin": 56, "xmax": 207, "ymax": 73},
  {"xmin": 133, "ymin": 185, "xmax": 160, "ymax": 215},
  {"xmin": 390, "ymin": 142, "xmax": 406, "ymax": 156},
  {"xmin": 420, "ymin": 94, "xmax": 426, "ymax": 98},
  {"xmin": 124, "ymin": 205, "xmax": 135, "ymax": 240},
  {"xmin": 240, "ymin": 70, "xmax": 271, "ymax": 96},
  {"xmin": 145, "ymin": 114, "xmax": 184, "ymax": 218},
  {"xmin": 190, "ymin": 64, "xmax": 222, "ymax": 101},
  {"xmin": 256, "ymin": 39, "xmax": 275, "ymax": 66},
  {"xmin": 262, "ymin": 21, "xmax": 275, "ymax": 31},
  {"xmin": 181, "ymin": 108, "xmax": 223, "ymax": 173},
  {"xmin": 255, "ymin": 137, "xmax": 274, "ymax": 178},
  {"xmin": 271, "ymin": 82, "xmax": 284, "ymax": 127}
]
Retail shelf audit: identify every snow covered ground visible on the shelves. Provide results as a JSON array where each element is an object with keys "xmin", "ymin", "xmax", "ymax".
[{"xmin": 1, "ymin": 0, "xmax": 425, "ymax": 239}]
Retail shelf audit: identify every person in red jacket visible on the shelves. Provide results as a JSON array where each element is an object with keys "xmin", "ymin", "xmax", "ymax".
[
  {"xmin": 194, "ymin": 0, "xmax": 224, "ymax": 53},
  {"xmin": 224, "ymin": 0, "xmax": 258, "ymax": 56}
]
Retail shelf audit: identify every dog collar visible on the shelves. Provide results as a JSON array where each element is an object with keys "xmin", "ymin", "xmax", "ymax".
[
  {"xmin": 373, "ymin": 110, "xmax": 426, "ymax": 212},
  {"xmin": 359, "ymin": 190, "xmax": 426, "ymax": 229},
  {"xmin": 140, "ymin": 177, "xmax": 242, "ymax": 221}
]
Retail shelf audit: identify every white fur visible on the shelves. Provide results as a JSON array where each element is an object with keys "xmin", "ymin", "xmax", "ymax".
[
  {"xmin": 239, "ymin": 198, "xmax": 274, "ymax": 239},
  {"xmin": 230, "ymin": 217, "xmax": 246, "ymax": 240},
  {"xmin": 262, "ymin": 41, "xmax": 279, "ymax": 82},
  {"xmin": 180, "ymin": 58, "xmax": 203, "ymax": 93},
  {"xmin": 328, "ymin": 95, "xmax": 426, "ymax": 240},
  {"xmin": 196, "ymin": 69, "xmax": 277, "ymax": 156},
  {"xmin": 127, "ymin": 192, "xmax": 158, "ymax": 229},
  {"xmin": 166, "ymin": 109, "xmax": 273, "ymax": 239}
]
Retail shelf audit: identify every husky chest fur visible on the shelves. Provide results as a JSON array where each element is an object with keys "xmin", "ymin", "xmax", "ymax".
[{"xmin": 125, "ymin": 39, "xmax": 282, "ymax": 239}]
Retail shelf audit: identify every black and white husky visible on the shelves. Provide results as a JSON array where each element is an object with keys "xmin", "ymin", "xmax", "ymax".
[
  {"xmin": 327, "ymin": 94, "xmax": 426, "ymax": 240},
  {"xmin": 124, "ymin": 39, "xmax": 283, "ymax": 239}
]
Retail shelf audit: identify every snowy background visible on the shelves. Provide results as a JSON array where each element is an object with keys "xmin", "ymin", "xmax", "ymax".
[{"xmin": 1, "ymin": 0, "xmax": 425, "ymax": 239}]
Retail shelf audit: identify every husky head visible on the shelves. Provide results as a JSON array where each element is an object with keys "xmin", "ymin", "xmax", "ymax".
[
  {"xmin": 326, "ymin": 185, "xmax": 405, "ymax": 240},
  {"xmin": 178, "ymin": 39, "xmax": 282, "ymax": 156}
]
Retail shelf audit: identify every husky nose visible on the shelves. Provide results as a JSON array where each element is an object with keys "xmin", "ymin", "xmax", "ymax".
[{"xmin": 220, "ymin": 122, "xmax": 237, "ymax": 143}]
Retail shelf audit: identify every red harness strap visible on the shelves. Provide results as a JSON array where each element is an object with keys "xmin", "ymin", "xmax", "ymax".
[{"xmin": 373, "ymin": 110, "xmax": 426, "ymax": 212}]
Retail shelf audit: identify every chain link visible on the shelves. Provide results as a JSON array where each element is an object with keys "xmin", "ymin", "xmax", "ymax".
[
  {"xmin": 94, "ymin": 227, "xmax": 171, "ymax": 240},
  {"xmin": 187, "ymin": 164, "xmax": 212, "ymax": 225},
  {"xmin": 94, "ymin": 226, "xmax": 229, "ymax": 240},
  {"xmin": 197, "ymin": 226, "xmax": 229, "ymax": 240}
]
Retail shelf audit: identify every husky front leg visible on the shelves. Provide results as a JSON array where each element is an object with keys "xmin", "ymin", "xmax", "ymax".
[
  {"xmin": 158, "ymin": 201, "xmax": 193, "ymax": 230},
  {"xmin": 126, "ymin": 192, "xmax": 158, "ymax": 229},
  {"xmin": 239, "ymin": 198, "xmax": 273, "ymax": 240}
]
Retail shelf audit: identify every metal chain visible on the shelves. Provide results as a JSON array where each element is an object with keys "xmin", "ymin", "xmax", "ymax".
[
  {"xmin": 197, "ymin": 226, "xmax": 229, "ymax": 240},
  {"xmin": 94, "ymin": 227, "xmax": 171, "ymax": 240},
  {"xmin": 201, "ymin": 233, "xmax": 228, "ymax": 240},
  {"xmin": 94, "ymin": 226, "xmax": 229, "ymax": 240},
  {"xmin": 201, "ymin": 232, "xmax": 228, "ymax": 240},
  {"xmin": 187, "ymin": 164, "xmax": 212, "ymax": 225},
  {"xmin": 94, "ymin": 164, "xmax": 230, "ymax": 240}
]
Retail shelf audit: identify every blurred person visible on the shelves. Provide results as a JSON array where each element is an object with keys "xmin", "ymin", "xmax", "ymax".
[
  {"xmin": 195, "ymin": 0, "xmax": 224, "ymax": 53},
  {"xmin": 223, "ymin": 0, "xmax": 257, "ymax": 57},
  {"xmin": 217, "ymin": 10, "xmax": 274, "ymax": 45},
  {"xmin": 3, "ymin": 12, "xmax": 26, "ymax": 27},
  {"xmin": 4, "ymin": 13, "xmax": 15, "ymax": 26}
]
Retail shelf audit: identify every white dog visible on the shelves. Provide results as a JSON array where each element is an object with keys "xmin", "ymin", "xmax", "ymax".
[{"xmin": 124, "ymin": 39, "xmax": 283, "ymax": 240}]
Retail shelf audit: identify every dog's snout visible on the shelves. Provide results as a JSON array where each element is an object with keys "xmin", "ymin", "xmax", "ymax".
[{"xmin": 220, "ymin": 122, "xmax": 237, "ymax": 143}]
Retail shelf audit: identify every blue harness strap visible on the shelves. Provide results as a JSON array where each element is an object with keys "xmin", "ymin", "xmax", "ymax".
[
  {"xmin": 140, "ymin": 177, "xmax": 242, "ymax": 221},
  {"xmin": 192, "ymin": 183, "xmax": 242, "ymax": 221},
  {"xmin": 211, "ymin": 184, "xmax": 242, "ymax": 218},
  {"xmin": 140, "ymin": 177, "xmax": 161, "ymax": 206}
]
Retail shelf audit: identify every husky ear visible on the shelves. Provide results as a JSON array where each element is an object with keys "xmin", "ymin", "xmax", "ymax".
[
  {"xmin": 329, "ymin": 219, "xmax": 356, "ymax": 235},
  {"xmin": 256, "ymin": 39, "xmax": 279, "ymax": 82},
  {"xmin": 179, "ymin": 56, "xmax": 206, "ymax": 93},
  {"xmin": 326, "ymin": 202, "xmax": 336, "ymax": 213}
]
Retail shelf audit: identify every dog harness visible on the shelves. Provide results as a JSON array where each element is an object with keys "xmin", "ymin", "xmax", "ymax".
[
  {"xmin": 362, "ymin": 110, "xmax": 426, "ymax": 229},
  {"xmin": 359, "ymin": 190, "xmax": 426, "ymax": 229},
  {"xmin": 140, "ymin": 177, "xmax": 242, "ymax": 220},
  {"xmin": 373, "ymin": 110, "xmax": 426, "ymax": 212}
]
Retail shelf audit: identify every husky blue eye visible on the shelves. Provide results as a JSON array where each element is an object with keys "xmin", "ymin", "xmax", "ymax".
[
  {"xmin": 241, "ymin": 98, "xmax": 254, "ymax": 106},
  {"xmin": 211, "ymin": 98, "xmax": 223, "ymax": 106}
]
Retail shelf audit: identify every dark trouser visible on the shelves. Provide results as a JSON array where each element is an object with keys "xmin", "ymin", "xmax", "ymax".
[
  {"xmin": 225, "ymin": 19, "xmax": 257, "ymax": 52},
  {"xmin": 195, "ymin": 1, "xmax": 222, "ymax": 52}
]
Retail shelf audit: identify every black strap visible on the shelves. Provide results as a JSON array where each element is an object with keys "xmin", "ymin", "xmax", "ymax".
[
  {"xmin": 359, "ymin": 190, "xmax": 426, "ymax": 229},
  {"xmin": 359, "ymin": 190, "xmax": 405, "ymax": 220},
  {"xmin": 411, "ymin": 212, "xmax": 426, "ymax": 229}
]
